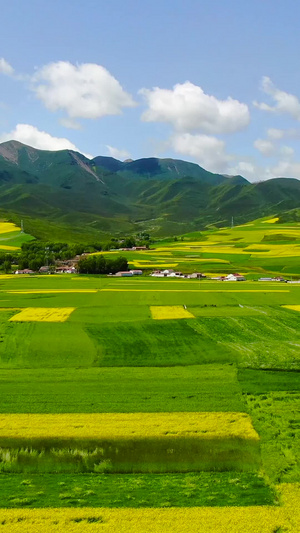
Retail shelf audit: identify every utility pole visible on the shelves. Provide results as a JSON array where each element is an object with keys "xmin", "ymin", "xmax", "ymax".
[
  {"xmin": 231, "ymin": 216, "xmax": 234, "ymax": 229},
  {"xmin": 21, "ymin": 220, "xmax": 24, "ymax": 233}
]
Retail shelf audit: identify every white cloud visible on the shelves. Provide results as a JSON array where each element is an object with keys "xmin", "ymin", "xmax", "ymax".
[
  {"xmin": 230, "ymin": 149, "xmax": 300, "ymax": 181},
  {"xmin": 228, "ymin": 161, "xmax": 261, "ymax": 181},
  {"xmin": 271, "ymin": 160, "xmax": 300, "ymax": 179},
  {"xmin": 31, "ymin": 61, "xmax": 136, "ymax": 119},
  {"xmin": 267, "ymin": 128, "xmax": 300, "ymax": 140},
  {"xmin": 234, "ymin": 162, "xmax": 256, "ymax": 175},
  {"xmin": 0, "ymin": 58, "xmax": 14, "ymax": 76},
  {"xmin": 267, "ymin": 128, "xmax": 285, "ymax": 140},
  {"xmin": 280, "ymin": 145, "xmax": 294, "ymax": 158},
  {"xmin": 254, "ymin": 77, "xmax": 300, "ymax": 120},
  {"xmin": 254, "ymin": 127, "xmax": 300, "ymax": 158},
  {"xmin": 254, "ymin": 138, "xmax": 275, "ymax": 157},
  {"xmin": 140, "ymin": 82, "xmax": 250, "ymax": 134},
  {"xmin": 171, "ymin": 133, "xmax": 232, "ymax": 173},
  {"xmin": 106, "ymin": 145, "xmax": 131, "ymax": 160},
  {"xmin": 0, "ymin": 123, "xmax": 92, "ymax": 158},
  {"xmin": 59, "ymin": 117, "xmax": 82, "ymax": 130}
]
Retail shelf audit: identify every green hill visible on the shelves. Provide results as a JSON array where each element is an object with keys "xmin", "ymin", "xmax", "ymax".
[{"xmin": 0, "ymin": 140, "xmax": 299, "ymax": 241}]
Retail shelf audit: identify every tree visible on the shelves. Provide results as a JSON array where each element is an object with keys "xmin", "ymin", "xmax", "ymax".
[
  {"xmin": 77, "ymin": 255, "xmax": 128, "ymax": 275},
  {"xmin": 3, "ymin": 260, "xmax": 11, "ymax": 273},
  {"xmin": 29, "ymin": 258, "xmax": 43, "ymax": 272}
]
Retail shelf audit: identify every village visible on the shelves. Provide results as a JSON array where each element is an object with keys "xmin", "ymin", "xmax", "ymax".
[
  {"xmin": 11, "ymin": 245, "xmax": 294, "ymax": 282},
  {"xmin": 13, "ymin": 263, "xmax": 293, "ymax": 282},
  {"xmin": 150, "ymin": 269, "xmax": 246, "ymax": 281}
]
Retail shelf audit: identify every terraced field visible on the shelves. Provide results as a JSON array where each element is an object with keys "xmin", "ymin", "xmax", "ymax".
[
  {"xmin": 0, "ymin": 222, "xmax": 299, "ymax": 530},
  {"xmin": 93, "ymin": 217, "xmax": 300, "ymax": 277}
]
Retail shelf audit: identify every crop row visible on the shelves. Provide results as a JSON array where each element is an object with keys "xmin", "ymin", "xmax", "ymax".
[{"xmin": 0, "ymin": 413, "xmax": 259, "ymax": 440}]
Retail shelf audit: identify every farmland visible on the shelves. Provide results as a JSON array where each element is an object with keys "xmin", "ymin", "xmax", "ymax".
[
  {"xmin": 93, "ymin": 216, "xmax": 300, "ymax": 277},
  {"xmin": 0, "ymin": 220, "xmax": 299, "ymax": 530},
  {"xmin": 0, "ymin": 222, "xmax": 33, "ymax": 251}
]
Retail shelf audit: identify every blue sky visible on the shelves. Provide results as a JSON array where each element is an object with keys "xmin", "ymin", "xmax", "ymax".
[{"xmin": 1, "ymin": 0, "xmax": 300, "ymax": 181}]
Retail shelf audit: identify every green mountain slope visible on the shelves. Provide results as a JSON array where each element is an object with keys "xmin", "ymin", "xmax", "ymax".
[{"xmin": 0, "ymin": 140, "xmax": 299, "ymax": 241}]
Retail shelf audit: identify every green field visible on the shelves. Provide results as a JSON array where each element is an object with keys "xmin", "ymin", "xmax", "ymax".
[
  {"xmin": 0, "ymin": 472, "xmax": 275, "ymax": 508},
  {"xmin": 0, "ymin": 239, "xmax": 299, "ymax": 516},
  {"xmin": 0, "ymin": 276, "xmax": 298, "ymax": 371},
  {"xmin": 0, "ymin": 364, "xmax": 245, "ymax": 413}
]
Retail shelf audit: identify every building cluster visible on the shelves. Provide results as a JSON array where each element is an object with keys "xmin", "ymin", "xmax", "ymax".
[
  {"xmin": 15, "ymin": 265, "xmax": 77, "ymax": 275},
  {"xmin": 150, "ymin": 270, "xmax": 247, "ymax": 281},
  {"xmin": 112, "ymin": 270, "xmax": 143, "ymax": 277},
  {"xmin": 211, "ymin": 273, "xmax": 246, "ymax": 281},
  {"xmin": 117, "ymin": 246, "xmax": 147, "ymax": 251},
  {"xmin": 150, "ymin": 269, "xmax": 206, "ymax": 279},
  {"xmin": 258, "ymin": 277, "xmax": 298, "ymax": 283}
]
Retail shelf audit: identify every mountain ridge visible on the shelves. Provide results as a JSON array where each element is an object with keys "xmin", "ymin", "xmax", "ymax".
[{"xmin": 0, "ymin": 140, "xmax": 299, "ymax": 242}]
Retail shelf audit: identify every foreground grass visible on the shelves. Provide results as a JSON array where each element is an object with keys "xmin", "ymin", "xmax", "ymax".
[
  {"xmin": 244, "ymin": 392, "xmax": 300, "ymax": 483},
  {"xmin": 240, "ymin": 368, "xmax": 300, "ymax": 483},
  {"xmin": 0, "ymin": 472, "xmax": 276, "ymax": 508}
]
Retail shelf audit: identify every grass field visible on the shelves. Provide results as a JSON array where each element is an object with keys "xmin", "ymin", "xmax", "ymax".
[
  {"xmin": 0, "ymin": 364, "xmax": 245, "ymax": 413},
  {"xmin": 0, "ymin": 219, "xmax": 299, "ymax": 527},
  {"xmin": 0, "ymin": 472, "xmax": 276, "ymax": 508}
]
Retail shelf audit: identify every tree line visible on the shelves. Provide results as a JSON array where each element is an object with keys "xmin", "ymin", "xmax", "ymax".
[
  {"xmin": 0, "ymin": 241, "xmax": 129, "ymax": 274},
  {"xmin": 77, "ymin": 255, "xmax": 128, "ymax": 274}
]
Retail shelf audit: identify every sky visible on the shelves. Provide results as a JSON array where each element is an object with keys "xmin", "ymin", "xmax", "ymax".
[{"xmin": 1, "ymin": 0, "xmax": 300, "ymax": 181}]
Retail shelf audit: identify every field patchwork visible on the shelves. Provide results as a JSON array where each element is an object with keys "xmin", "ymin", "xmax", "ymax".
[
  {"xmin": 0, "ymin": 265, "xmax": 299, "ymax": 521},
  {"xmin": 95, "ymin": 218, "xmax": 300, "ymax": 276}
]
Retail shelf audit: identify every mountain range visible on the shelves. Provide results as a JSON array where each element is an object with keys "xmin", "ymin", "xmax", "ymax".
[{"xmin": 0, "ymin": 140, "xmax": 299, "ymax": 242}]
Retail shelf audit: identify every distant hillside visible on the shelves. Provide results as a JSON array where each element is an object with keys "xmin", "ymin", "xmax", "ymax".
[{"xmin": 0, "ymin": 140, "xmax": 299, "ymax": 241}]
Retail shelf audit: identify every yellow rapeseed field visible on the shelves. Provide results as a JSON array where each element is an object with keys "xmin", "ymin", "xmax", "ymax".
[
  {"xmin": 9, "ymin": 307, "xmax": 76, "ymax": 322},
  {"xmin": 264, "ymin": 217, "xmax": 279, "ymax": 223},
  {"xmin": 153, "ymin": 240, "xmax": 300, "ymax": 258},
  {"xmin": 0, "ymin": 245, "xmax": 19, "ymax": 251},
  {"xmin": 131, "ymin": 263, "xmax": 178, "ymax": 268},
  {"xmin": 0, "ymin": 484, "xmax": 298, "ymax": 533},
  {"xmin": 282, "ymin": 305, "xmax": 300, "ymax": 312},
  {"xmin": 0, "ymin": 412, "xmax": 259, "ymax": 440},
  {"xmin": 133, "ymin": 258, "xmax": 229, "ymax": 264},
  {"xmin": 8, "ymin": 290, "xmax": 97, "ymax": 294},
  {"xmin": 150, "ymin": 305, "xmax": 195, "ymax": 320},
  {"xmin": 0, "ymin": 222, "xmax": 19, "ymax": 234}
]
